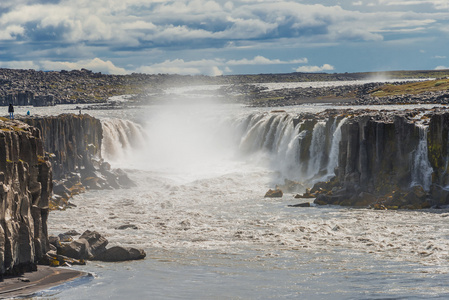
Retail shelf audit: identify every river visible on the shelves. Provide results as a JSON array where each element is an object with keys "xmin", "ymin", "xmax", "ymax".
[{"xmin": 24, "ymin": 82, "xmax": 449, "ymax": 299}]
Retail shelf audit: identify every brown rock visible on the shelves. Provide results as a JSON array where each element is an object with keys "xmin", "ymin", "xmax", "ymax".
[{"xmin": 264, "ymin": 189, "xmax": 283, "ymax": 198}]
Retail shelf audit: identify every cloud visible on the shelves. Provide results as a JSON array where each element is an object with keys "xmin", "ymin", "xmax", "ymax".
[
  {"xmin": 0, "ymin": 0, "xmax": 448, "ymax": 75},
  {"xmin": 135, "ymin": 58, "xmax": 223, "ymax": 76},
  {"xmin": 433, "ymin": 55, "xmax": 446, "ymax": 59},
  {"xmin": 134, "ymin": 55, "xmax": 310, "ymax": 75},
  {"xmin": 0, "ymin": 58, "xmax": 128, "ymax": 74},
  {"xmin": 381, "ymin": 0, "xmax": 449, "ymax": 9},
  {"xmin": 435, "ymin": 66, "xmax": 449, "ymax": 70},
  {"xmin": 227, "ymin": 56, "xmax": 308, "ymax": 65},
  {"xmin": 295, "ymin": 64, "xmax": 335, "ymax": 72},
  {"xmin": 0, "ymin": 25, "xmax": 24, "ymax": 40}
]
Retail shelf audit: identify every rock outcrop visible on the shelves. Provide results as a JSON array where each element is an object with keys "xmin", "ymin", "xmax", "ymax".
[
  {"xmin": 309, "ymin": 108, "xmax": 449, "ymax": 209},
  {"xmin": 21, "ymin": 114, "xmax": 134, "ymax": 209},
  {"xmin": 49, "ymin": 230, "xmax": 146, "ymax": 263},
  {"xmin": 0, "ymin": 119, "xmax": 52, "ymax": 275}
]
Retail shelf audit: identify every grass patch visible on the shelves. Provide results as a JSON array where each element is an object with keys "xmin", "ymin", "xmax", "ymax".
[{"xmin": 369, "ymin": 78, "xmax": 449, "ymax": 97}]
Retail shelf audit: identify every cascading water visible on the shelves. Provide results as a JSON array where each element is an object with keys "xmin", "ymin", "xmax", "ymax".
[
  {"xmin": 101, "ymin": 118, "xmax": 147, "ymax": 166},
  {"xmin": 410, "ymin": 125, "xmax": 433, "ymax": 191},
  {"xmin": 101, "ymin": 111, "xmax": 349, "ymax": 188},
  {"xmin": 306, "ymin": 121, "xmax": 326, "ymax": 181},
  {"xmin": 325, "ymin": 118, "xmax": 347, "ymax": 181}
]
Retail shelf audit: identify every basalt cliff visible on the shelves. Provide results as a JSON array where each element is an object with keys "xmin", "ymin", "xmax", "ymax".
[
  {"xmin": 21, "ymin": 114, "xmax": 134, "ymax": 209},
  {"xmin": 0, "ymin": 113, "xmax": 140, "ymax": 275},
  {"xmin": 290, "ymin": 107, "xmax": 449, "ymax": 209},
  {"xmin": 0, "ymin": 119, "xmax": 51, "ymax": 275}
]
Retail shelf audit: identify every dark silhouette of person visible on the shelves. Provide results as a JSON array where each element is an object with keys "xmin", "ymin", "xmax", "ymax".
[{"xmin": 8, "ymin": 104, "xmax": 14, "ymax": 120}]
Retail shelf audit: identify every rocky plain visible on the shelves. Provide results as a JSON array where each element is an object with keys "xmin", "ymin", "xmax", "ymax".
[{"xmin": 0, "ymin": 66, "xmax": 449, "ymax": 278}]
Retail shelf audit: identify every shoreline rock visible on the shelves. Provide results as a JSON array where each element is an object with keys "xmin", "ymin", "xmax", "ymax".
[{"xmin": 49, "ymin": 230, "xmax": 146, "ymax": 263}]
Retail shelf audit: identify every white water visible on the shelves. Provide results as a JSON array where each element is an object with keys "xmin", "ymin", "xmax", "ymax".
[
  {"xmin": 39, "ymin": 86, "xmax": 449, "ymax": 299},
  {"xmin": 411, "ymin": 125, "xmax": 434, "ymax": 191},
  {"xmin": 326, "ymin": 118, "xmax": 347, "ymax": 180}
]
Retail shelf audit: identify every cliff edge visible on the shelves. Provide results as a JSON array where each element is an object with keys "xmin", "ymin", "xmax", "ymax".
[{"xmin": 0, "ymin": 118, "xmax": 52, "ymax": 275}]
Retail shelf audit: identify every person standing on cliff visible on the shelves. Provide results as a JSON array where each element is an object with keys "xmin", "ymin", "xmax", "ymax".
[{"xmin": 8, "ymin": 104, "xmax": 14, "ymax": 120}]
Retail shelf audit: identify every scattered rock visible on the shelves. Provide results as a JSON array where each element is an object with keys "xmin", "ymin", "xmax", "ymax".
[
  {"xmin": 94, "ymin": 246, "xmax": 146, "ymax": 262},
  {"xmin": 288, "ymin": 202, "xmax": 311, "ymax": 207},
  {"xmin": 116, "ymin": 224, "xmax": 138, "ymax": 230},
  {"xmin": 264, "ymin": 189, "xmax": 283, "ymax": 198},
  {"xmin": 53, "ymin": 230, "xmax": 146, "ymax": 263}
]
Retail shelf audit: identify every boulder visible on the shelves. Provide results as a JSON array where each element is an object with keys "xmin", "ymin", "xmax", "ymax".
[
  {"xmin": 430, "ymin": 184, "xmax": 449, "ymax": 205},
  {"xmin": 78, "ymin": 230, "xmax": 108, "ymax": 258},
  {"xmin": 58, "ymin": 230, "xmax": 108, "ymax": 260},
  {"xmin": 59, "ymin": 239, "xmax": 91, "ymax": 260},
  {"xmin": 264, "ymin": 189, "xmax": 283, "ymax": 198},
  {"xmin": 288, "ymin": 202, "xmax": 311, "ymax": 207},
  {"xmin": 94, "ymin": 246, "xmax": 146, "ymax": 262}
]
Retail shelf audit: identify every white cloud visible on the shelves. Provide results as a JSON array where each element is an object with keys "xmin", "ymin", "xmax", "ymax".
[
  {"xmin": 0, "ymin": 25, "xmax": 24, "ymax": 40},
  {"xmin": 433, "ymin": 55, "xmax": 446, "ymax": 59},
  {"xmin": 0, "ymin": 60, "xmax": 40, "ymax": 70},
  {"xmin": 295, "ymin": 64, "xmax": 335, "ymax": 72},
  {"xmin": 211, "ymin": 66, "xmax": 224, "ymax": 76},
  {"xmin": 227, "ymin": 56, "xmax": 308, "ymax": 65},
  {"xmin": 42, "ymin": 58, "xmax": 128, "ymax": 74},
  {"xmin": 381, "ymin": 0, "xmax": 449, "ymax": 9},
  {"xmin": 435, "ymin": 66, "xmax": 449, "ymax": 70},
  {"xmin": 133, "ymin": 55, "xmax": 311, "ymax": 75},
  {"xmin": 135, "ymin": 58, "xmax": 220, "ymax": 75},
  {"xmin": 0, "ymin": 58, "xmax": 128, "ymax": 74}
]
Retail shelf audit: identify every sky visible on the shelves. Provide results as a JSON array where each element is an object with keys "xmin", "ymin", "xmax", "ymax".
[{"xmin": 0, "ymin": 0, "xmax": 448, "ymax": 76}]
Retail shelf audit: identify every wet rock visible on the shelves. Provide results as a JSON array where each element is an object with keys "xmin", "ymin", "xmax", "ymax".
[
  {"xmin": 59, "ymin": 239, "xmax": 91, "ymax": 260},
  {"xmin": 264, "ymin": 189, "xmax": 283, "ymax": 198},
  {"xmin": 58, "ymin": 234, "xmax": 73, "ymax": 243},
  {"xmin": 294, "ymin": 193, "xmax": 314, "ymax": 199},
  {"xmin": 93, "ymin": 246, "xmax": 146, "ymax": 262},
  {"xmin": 116, "ymin": 224, "xmax": 138, "ymax": 230},
  {"xmin": 58, "ymin": 230, "xmax": 108, "ymax": 260},
  {"xmin": 63, "ymin": 230, "xmax": 80, "ymax": 236},
  {"xmin": 48, "ymin": 236, "xmax": 61, "ymax": 249},
  {"xmin": 288, "ymin": 202, "xmax": 311, "ymax": 207},
  {"xmin": 430, "ymin": 184, "xmax": 449, "ymax": 205},
  {"xmin": 78, "ymin": 230, "xmax": 109, "ymax": 258}
]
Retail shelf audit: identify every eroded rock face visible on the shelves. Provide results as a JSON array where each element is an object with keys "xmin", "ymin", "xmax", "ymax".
[
  {"xmin": 22, "ymin": 114, "xmax": 103, "ymax": 180},
  {"xmin": 0, "ymin": 119, "xmax": 52, "ymax": 274},
  {"xmin": 310, "ymin": 109, "xmax": 449, "ymax": 209},
  {"xmin": 21, "ymin": 114, "xmax": 135, "ymax": 209}
]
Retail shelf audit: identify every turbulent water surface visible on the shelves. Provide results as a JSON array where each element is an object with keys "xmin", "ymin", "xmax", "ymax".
[{"xmin": 29, "ymin": 82, "xmax": 449, "ymax": 299}]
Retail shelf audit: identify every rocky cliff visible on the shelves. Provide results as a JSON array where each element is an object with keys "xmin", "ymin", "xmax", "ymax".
[
  {"xmin": 0, "ymin": 119, "xmax": 52, "ymax": 275},
  {"xmin": 309, "ymin": 108, "xmax": 449, "ymax": 209},
  {"xmin": 23, "ymin": 114, "xmax": 102, "ymax": 180},
  {"xmin": 21, "ymin": 114, "xmax": 134, "ymax": 209}
]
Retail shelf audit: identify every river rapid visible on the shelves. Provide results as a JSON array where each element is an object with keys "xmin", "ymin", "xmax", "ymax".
[{"xmin": 24, "ymin": 83, "xmax": 449, "ymax": 299}]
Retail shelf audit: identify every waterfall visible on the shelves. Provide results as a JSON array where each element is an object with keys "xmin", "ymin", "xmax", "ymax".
[
  {"xmin": 101, "ymin": 111, "xmax": 345, "ymax": 186},
  {"xmin": 101, "ymin": 118, "xmax": 147, "ymax": 163},
  {"xmin": 410, "ymin": 125, "xmax": 433, "ymax": 191},
  {"xmin": 236, "ymin": 113, "xmax": 344, "ymax": 184},
  {"xmin": 325, "ymin": 118, "xmax": 347, "ymax": 180},
  {"xmin": 306, "ymin": 121, "xmax": 326, "ymax": 180}
]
